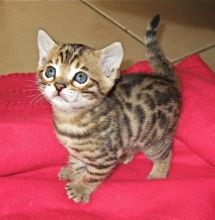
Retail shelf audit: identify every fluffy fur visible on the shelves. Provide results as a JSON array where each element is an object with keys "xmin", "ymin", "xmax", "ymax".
[{"xmin": 37, "ymin": 15, "xmax": 181, "ymax": 203}]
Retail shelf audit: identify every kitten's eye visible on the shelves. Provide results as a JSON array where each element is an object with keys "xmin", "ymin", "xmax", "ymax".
[
  {"xmin": 73, "ymin": 72, "xmax": 88, "ymax": 84},
  {"xmin": 45, "ymin": 66, "xmax": 56, "ymax": 78}
]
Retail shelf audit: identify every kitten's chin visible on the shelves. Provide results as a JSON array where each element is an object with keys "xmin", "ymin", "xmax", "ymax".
[
  {"xmin": 50, "ymin": 95, "xmax": 96, "ymax": 113},
  {"xmin": 50, "ymin": 96, "xmax": 78, "ymax": 112}
]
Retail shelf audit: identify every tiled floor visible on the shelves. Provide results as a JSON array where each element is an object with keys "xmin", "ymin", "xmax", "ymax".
[{"xmin": 0, "ymin": 0, "xmax": 214, "ymax": 75}]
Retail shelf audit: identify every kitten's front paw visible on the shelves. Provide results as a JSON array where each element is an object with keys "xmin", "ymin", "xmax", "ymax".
[
  {"xmin": 58, "ymin": 167, "xmax": 72, "ymax": 181},
  {"xmin": 65, "ymin": 183, "xmax": 90, "ymax": 204}
]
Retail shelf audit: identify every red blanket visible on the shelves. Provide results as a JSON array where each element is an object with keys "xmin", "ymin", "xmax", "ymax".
[{"xmin": 0, "ymin": 55, "xmax": 215, "ymax": 220}]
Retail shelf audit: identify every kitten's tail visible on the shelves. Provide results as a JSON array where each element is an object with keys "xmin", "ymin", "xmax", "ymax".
[{"xmin": 144, "ymin": 14, "xmax": 178, "ymax": 84}]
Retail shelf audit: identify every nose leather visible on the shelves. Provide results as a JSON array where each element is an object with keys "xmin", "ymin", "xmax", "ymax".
[{"xmin": 54, "ymin": 83, "xmax": 66, "ymax": 92}]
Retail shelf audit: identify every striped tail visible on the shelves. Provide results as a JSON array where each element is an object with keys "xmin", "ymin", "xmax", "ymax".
[{"xmin": 144, "ymin": 14, "xmax": 178, "ymax": 83}]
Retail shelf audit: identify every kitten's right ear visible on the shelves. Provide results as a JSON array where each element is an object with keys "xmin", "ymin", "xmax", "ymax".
[{"xmin": 37, "ymin": 30, "xmax": 57, "ymax": 67}]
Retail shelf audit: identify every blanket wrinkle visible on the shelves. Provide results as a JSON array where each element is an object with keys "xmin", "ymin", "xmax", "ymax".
[
  {"xmin": 174, "ymin": 136, "xmax": 215, "ymax": 168},
  {"xmin": 0, "ymin": 54, "xmax": 215, "ymax": 220}
]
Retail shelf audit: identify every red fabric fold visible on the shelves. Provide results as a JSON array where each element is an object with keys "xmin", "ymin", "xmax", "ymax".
[{"xmin": 0, "ymin": 54, "xmax": 215, "ymax": 219}]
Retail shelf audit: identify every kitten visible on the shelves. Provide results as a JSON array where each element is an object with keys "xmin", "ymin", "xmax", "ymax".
[{"xmin": 37, "ymin": 15, "xmax": 181, "ymax": 203}]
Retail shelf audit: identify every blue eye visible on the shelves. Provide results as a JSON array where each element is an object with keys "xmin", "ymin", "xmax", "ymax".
[
  {"xmin": 73, "ymin": 72, "xmax": 88, "ymax": 84},
  {"xmin": 45, "ymin": 66, "xmax": 56, "ymax": 78}
]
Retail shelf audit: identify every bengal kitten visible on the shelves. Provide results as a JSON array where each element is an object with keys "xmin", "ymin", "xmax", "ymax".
[{"xmin": 37, "ymin": 15, "xmax": 181, "ymax": 203}]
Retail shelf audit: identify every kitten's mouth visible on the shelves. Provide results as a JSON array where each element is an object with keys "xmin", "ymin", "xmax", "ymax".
[
  {"xmin": 50, "ymin": 91, "xmax": 97, "ymax": 111},
  {"xmin": 53, "ymin": 94, "xmax": 96, "ymax": 111},
  {"xmin": 54, "ymin": 94, "xmax": 70, "ymax": 103}
]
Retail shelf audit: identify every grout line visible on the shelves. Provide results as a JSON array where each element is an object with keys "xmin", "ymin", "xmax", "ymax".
[
  {"xmin": 80, "ymin": 0, "xmax": 144, "ymax": 45},
  {"xmin": 172, "ymin": 43, "xmax": 215, "ymax": 64},
  {"xmin": 81, "ymin": 0, "xmax": 215, "ymax": 64}
]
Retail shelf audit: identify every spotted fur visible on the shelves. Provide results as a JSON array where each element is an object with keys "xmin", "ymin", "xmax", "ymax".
[{"xmin": 37, "ymin": 15, "xmax": 181, "ymax": 203}]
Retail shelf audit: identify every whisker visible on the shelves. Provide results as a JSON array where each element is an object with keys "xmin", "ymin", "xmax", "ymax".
[
  {"xmin": 34, "ymin": 95, "xmax": 45, "ymax": 105},
  {"xmin": 27, "ymin": 94, "xmax": 41, "ymax": 99},
  {"xmin": 22, "ymin": 88, "xmax": 40, "ymax": 92},
  {"xmin": 29, "ymin": 95, "xmax": 42, "ymax": 105},
  {"xmin": 24, "ymin": 79, "xmax": 37, "ymax": 82},
  {"xmin": 26, "ymin": 83, "xmax": 39, "ymax": 87},
  {"xmin": 27, "ymin": 92, "xmax": 42, "ymax": 98},
  {"xmin": 28, "ymin": 93, "xmax": 44, "ymax": 105}
]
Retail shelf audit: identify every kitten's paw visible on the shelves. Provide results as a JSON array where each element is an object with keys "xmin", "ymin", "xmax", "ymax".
[
  {"xmin": 65, "ymin": 183, "xmax": 90, "ymax": 204},
  {"xmin": 147, "ymin": 154, "xmax": 171, "ymax": 180},
  {"xmin": 147, "ymin": 169, "xmax": 168, "ymax": 180},
  {"xmin": 58, "ymin": 167, "xmax": 72, "ymax": 181},
  {"xmin": 147, "ymin": 173, "xmax": 167, "ymax": 180}
]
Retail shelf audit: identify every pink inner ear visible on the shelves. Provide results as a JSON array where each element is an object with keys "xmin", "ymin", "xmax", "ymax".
[
  {"xmin": 100, "ymin": 43, "xmax": 123, "ymax": 77},
  {"xmin": 37, "ymin": 30, "xmax": 57, "ymax": 66}
]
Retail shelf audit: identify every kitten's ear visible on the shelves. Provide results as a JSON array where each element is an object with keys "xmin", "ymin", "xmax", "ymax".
[
  {"xmin": 99, "ymin": 42, "xmax": 124, "ymax": 78},
  {"xmin": 37, "ymin": 30, "xmax": 57, "ymax": 67}
]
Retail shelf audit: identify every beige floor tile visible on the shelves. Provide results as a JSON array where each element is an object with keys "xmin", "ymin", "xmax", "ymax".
[
  {"xmin": 0, "ymin": 1, "xmax": 147, "ymax": 75},
  {"xmin": 85, "ymin": 0, "xmax": 215, "ymax": 61},
  {"xmin": 199, "ymin": 47, "xmax": 215, "ymax": 72}
]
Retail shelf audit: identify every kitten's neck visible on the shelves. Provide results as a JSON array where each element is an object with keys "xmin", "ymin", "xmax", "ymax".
[
  {"xmin": 52, "ymin": 104, "xmax": 102, "ymax": 125},
  {"xmin": 53, "ymin": 106, "xmax": 88, "ymax": 119},
  {"xmin": 52, "ymin": 96, "xmax": 116, "ymax": 126}
]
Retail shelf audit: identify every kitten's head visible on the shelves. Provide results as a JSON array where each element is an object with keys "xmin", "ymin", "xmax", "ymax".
[{"xmin": 37, "ymin": 30, "xmax": 123, "ymax": 112}]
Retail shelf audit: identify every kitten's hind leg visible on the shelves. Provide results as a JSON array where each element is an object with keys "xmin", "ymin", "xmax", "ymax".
[
  {"xmin": 147, "ymin": 150, "xmax": 172, "ymax": 180},
  {"xmin": 143, "ymin": 138, "xmax": 173, "ymax": 180}
]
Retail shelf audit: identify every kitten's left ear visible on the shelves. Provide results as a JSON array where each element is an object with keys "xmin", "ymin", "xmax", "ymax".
[
  {"xmin": 37, "ymin": 30, "xmax": 57, "ymax": 67},
  {"xmin": 99, "ymin": 42, "xmax": 124, "ymax": 78}
]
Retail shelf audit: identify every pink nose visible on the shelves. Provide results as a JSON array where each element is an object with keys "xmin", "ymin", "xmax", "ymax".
[{"xmin": 54, "ymin": 83, "xmax": 66, "ymax": 92}]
